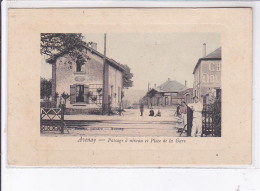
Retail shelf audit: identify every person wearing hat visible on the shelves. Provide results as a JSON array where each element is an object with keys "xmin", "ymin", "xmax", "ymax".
[{"xmin": 188, "ymin": 96, "xmax": 203, "ymax": 137}]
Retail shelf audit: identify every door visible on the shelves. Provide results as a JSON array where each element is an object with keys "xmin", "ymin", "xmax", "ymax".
[{"xmin": 76, "ymin": 85, "xmax": 84, "ymax": 102}]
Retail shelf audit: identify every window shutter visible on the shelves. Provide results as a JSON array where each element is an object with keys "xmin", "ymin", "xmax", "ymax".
[
  {"xmin": 70, "ymin": 85, "xmax": 76, "ymax": 104},
  {"xmin": 84, "ymin": 85, "xmax": 89, "ymax": 103}
]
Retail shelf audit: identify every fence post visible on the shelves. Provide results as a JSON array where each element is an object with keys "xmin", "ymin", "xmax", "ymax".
[
  {"xmin": 202, "ymin": 109, "xmax": 205, "ymax": 137},
  {"xmin": 40, "ymin": 108, "xmax": 42, "ymax": 133},
  {"xmin": 187, "ymin": 106, "xmax": 193, "ymax": 136},
  {"xmin": 61, "ymin": 104, "xmax": 65, "ymax": 134}
]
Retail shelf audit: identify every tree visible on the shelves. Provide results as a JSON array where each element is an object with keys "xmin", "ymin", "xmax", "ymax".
[
  {"xmin": 40, "ymin": 78, "xmax": 52, "ymax": 100},
  {"xmin": 120, "ymin": 64, "xmax": 134, "ymax": 89},
  {"xmin": 61, "ymin": 92, "xmax": 70, "ymax": 105},
  {"xmin": 40, "ymin": 33, "xmax": 93, "ymax": 66},
  {"xmin": 41, "ymin": 33, "xmax": 134, "ymax": 90},
  {"xmin": 41, "ymin": 33, "xmax": 86, "ymax": 57}
]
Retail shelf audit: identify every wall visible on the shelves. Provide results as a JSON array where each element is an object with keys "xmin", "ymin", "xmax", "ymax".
[
  {"xmin": 177, "ymin": 88, "xmax": 193, "ymax": 104},
  {"xmin": 108, "ymin": 65, "xmax": 123, "ymax": 108},
  {"xmin": 200, "ymin": 60, "xmax": 221, "ymax": 94},
  {"xmin": 55, "ymin": 49, "xmax": 103, "ymax": 108},
  {"xmin": 193, "ymin": 63, "xmax": 201, "ymax": 99},
  {"xmin": 193, "ymin": 59, "xmax": 221, "ymax": 101}
]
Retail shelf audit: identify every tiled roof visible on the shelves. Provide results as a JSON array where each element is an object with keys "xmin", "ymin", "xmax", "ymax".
[
  {"xmin": 177, "ymin": 88, "xmax": 193, "ymax": 98},
  {"xmin": 203, "ymin": 47, "xmax": 221, "ymax": 59},
  {"xmin": 45, "ymin": 45, "xmax": 126, "ymax": 72},
  {"xmin": 157, "ymin": 80, "xmax": 187, "ymax": 92}
]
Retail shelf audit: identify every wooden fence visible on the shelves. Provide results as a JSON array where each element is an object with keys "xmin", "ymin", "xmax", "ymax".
[{"xmin": 40, "ymin": 104, "xmax": 65, "ymax": 134}]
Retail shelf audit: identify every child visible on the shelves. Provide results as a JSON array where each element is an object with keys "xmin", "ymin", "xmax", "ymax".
[
  {"xmin": 149, "ymin": 108, "xmax": 155, "ymax": 116},
  {"xmin": 155, "ymin": 109, "xmax": 161, "ymax": 117}
]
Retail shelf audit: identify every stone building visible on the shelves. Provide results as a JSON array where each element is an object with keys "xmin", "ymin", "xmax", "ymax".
[
  {"xmin": 144, "ymin": 78, "xmax": 188, "ymax": 107},
  {"xmin": 193, "ymin": 45, "xmax": 221, "ymax": 104},
  {"xmin": 177, "ymin": 88, "xmax": 193, "ymax": 104},
  {"xmin": 46, "ymin": 43, "xmax": 125, "ymax": 113}
]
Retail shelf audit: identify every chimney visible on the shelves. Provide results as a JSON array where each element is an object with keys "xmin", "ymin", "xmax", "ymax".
[
  {"xmin": 168, "ymin": 78, "xmax": 171, "ymax": 81},
  {"xmin": 203, "ymin": 43, "xmax": 206, "ymax": 57},
  {"xmin": 148, "ymin": 83, "xmax": 150, "ymax": 91},
  {"xmin": 185, "ymin": 80, "xmax": 187, "ymax": 87},
  {"xmin": 91, "ymin": 42, "xmax": 97, "ymax": 50},
  {"xmin": 154, "ymin": 84, "xmax": 156, "ymax": 88}
]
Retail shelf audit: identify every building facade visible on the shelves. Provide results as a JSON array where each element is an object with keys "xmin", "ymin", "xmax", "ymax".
[
  {"xmin": 144, "ymin": 78, "xmax": 188, "ymax": 107},
  {"xmin": 47, "ymin": 44, "xmax": 125, "ymax": 113},
  {"xmin": 177, "ymin": 88, "xmax": 193, "ymax": 104},
  {"xmin": 193, "ymin": 47, "xmax": 221, "ymax": 104}
]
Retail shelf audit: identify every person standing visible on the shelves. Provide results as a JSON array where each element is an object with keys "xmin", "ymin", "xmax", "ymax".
[
  {"xmin": 176, "ymin": 104, "xmax": 181, "ymax": 117},
  {"xmin": 108, "ymin": 95, "xmax": 112, "ymax": 115},
  {"xmin": 118, "ymin": 102, "xmax": 124, "ymax": 116},
  {"xmin": 140, "ymin": 101, "xmax": 144, "ymax": 116},
  {"xmin": 188, "ymin": 96, "xmax": 203, "ymax": 137},
  {"xmin": 180, "ymin": 101, "xmax": 188, "ymax": 127}
]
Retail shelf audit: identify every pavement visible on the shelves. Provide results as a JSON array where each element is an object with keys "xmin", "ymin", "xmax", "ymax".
[{"xmin": 42, "ymin": 108, "xmax": 184, "ymax": 137}]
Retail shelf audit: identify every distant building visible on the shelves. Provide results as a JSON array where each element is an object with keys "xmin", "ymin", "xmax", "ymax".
[
  {"xmin": 193, "ymin": 45, "xmax": 221, "ymax": 104},
  {"xmin": 177, "ymin": 88, "xmax": 193, "ymax": 104},
  {"xmin": 47, "ymin": 43, "xmax": 126, "ymax": 113},
  {"xmin": 144, "ymin": 78, "xmax": 188, "ymax": 107}
]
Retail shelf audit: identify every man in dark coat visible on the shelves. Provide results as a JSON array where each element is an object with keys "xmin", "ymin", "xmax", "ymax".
[{"xmin": 140, "ymin": 101, "xmax": 144, "ymax": 116}]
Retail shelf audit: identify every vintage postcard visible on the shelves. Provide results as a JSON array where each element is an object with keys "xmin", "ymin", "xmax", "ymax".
[
  {"xmin": 8, "ymin": 8, "xmax": 252, "ymax": 166},
  {"xmin": 40, "ymin": 33, "xmax": 221, "ymax": 137}
]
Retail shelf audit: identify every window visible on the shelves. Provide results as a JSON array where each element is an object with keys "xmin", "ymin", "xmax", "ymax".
[
  {"xmin": 185, "ymin": 94, "xmax": 191, "ymax": 104},
  {"xmin": 217, "ymin": 63, "xmax": 221, "ymax": 71},
  {"xmin": 110, "ymin": 85, "xmax": 114, "ymax": 97},
  {"xmin": 118, "ymin": 87, "xmax": 121, "ymax": 102},
  {"xmin": 110, "ymin": 85, "xmax": 114, "ymax": 103},
  {"xmin": 215, "ymin": 75, "xmax": 218, "ymax": 82},
  {"xmin": 202, "ymin": 74, "xmax": 208, "ymax": 83},
  {"xmin": 157, "ymin": 97, "xmax": 160, "ymax": 106},
  {"xmin": 209, "ymin": 63, "xmax": 215, "ymax": 71},
  {"xmin": 76, "ymin": 55, "xmax": 85, "ymax": 72},
  {"xmin": 165, "ymin": 97, "xmax": 169, "ymax": 105},
  {"xmin": 210, "ymin": 75, "xmax": 214, "ymax": 82},
  {"xmin": 76, "ymin": 61, "xmax": 82, "ymax": 72},
  {"xmin": 76, "ymin": 85, "xmax": 84, "ymax": 102},
  {"xmin": 87, "ymin": 84, "xmax": 102, "ymax": 104}
]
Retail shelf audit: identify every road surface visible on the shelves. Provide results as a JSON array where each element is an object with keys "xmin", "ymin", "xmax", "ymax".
[{"xmin": 41, "ymin": 108, "xmax": 183, "ymax": 137}]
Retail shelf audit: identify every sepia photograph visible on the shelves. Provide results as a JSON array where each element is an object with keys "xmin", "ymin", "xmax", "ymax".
[
  {"xmin": 7, "ymin": 8, "xmax": 252, "ymax": 166},
  {"xmin": 40, "ymin": 33, "xmax": 221, "ymax": 137},
  {"xmin": 2, "ymin": 2, "xmax": 259, "ymax": 191}
]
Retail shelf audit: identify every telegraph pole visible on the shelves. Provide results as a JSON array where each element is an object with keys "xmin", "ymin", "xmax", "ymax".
[{"xmin": 102, "ymin": 34, "xmax": 109, "ymax": 114}]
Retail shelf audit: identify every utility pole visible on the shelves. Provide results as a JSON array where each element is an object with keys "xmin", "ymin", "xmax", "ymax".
[{"xmin": 102, "ymin": 34, "xmax": 109, "ymax": 115}]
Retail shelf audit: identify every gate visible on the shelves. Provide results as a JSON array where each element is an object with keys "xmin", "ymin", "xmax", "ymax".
[
  {"xmin": 202, "ymin": 104, "xmax": 214, "ymax": 136},
  {"xmin": 186, "ymin": 99, "xmax": 221, "ymax": 137},
  {"xmin": 202, "ymin": 100, "xmax": 221, "ymax": 137},
  {"xmin": 186, "ymin": 106, "xmax": 193, "ymax": 136},
  {"xmin": 40, "ymin": 105, "xmax": 65, "ymax": 134}
]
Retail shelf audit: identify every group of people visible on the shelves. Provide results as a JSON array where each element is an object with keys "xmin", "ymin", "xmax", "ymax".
[
  {"xmin": 139, "ymin": 102, "xmax": 162, "ymax": 117},
  {"xmin": 177, "ymin": 96, "xmax": 203, "ymax": 137},
  {"xmin": 140, "ymin": 96, "xmax": 203, "ymax": 137}
]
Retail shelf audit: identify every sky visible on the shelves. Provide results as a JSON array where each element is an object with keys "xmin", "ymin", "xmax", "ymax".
[{"xmin": 41, "ymin": 33, "xmax": 220, "ymax": 92}]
